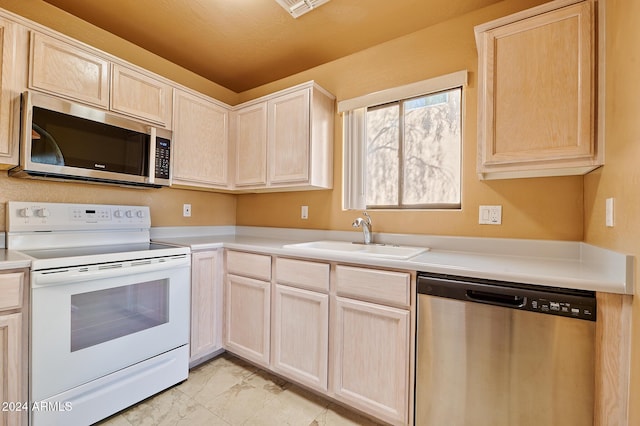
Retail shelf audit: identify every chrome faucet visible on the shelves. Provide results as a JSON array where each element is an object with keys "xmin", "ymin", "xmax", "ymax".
[{"xmin": 352, "ymin": 211, "xmax": 372, "ymax": 244}]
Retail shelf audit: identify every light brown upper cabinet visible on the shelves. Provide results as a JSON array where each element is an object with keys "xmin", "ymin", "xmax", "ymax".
[
  {"xmin": 232, "ymin": 81, "xmax": 335, "ymax": 191},
  {"xmin": 110, "ymin": 64, "xmax": 173, "ymax": 127},
  {"xmin": 475, "ymin": 0, "xmax": 602, "ymax": 179},
  {"xmin": 172, "ymin": 90, "xmax": 229, "ymax": 189},
  {"xmin": 268, "ymin": 88, "xmax": 312, "ymax": 185},
  {"xmin": 233, "ymin": 101, "xmax": 268, "ymax": 187},
  {"xmin": 29, "ymin": 32, "xmax": 172, "ymax": 128},
  {"xmin": 30, "ymin": 32, "xmax": 110, "ymax": 108},
  {"xmin": 0, "ymin": 17, "xmax": 21, "ymax": 167}
]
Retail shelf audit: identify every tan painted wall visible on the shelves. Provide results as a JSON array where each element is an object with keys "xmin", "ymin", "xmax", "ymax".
[
  {"xmin": 0, "ymin": 175, "xmax": 236, "ymax": 230},
  {"xmin": 236, "ymin": 0, "xmax": 584, "ymax": 240},
  {"xmin": 584, "ymin": 0, "xmax": 640, "ymax": 423}
]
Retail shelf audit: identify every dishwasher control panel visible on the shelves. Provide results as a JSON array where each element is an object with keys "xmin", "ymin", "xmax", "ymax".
[
  {"xmin": 418, "ymin": 272, "xmax": 597, "ymax": 322},
  {"xmin": 529, "ymin": 298, "xmax": 595, "ymax": 320}
]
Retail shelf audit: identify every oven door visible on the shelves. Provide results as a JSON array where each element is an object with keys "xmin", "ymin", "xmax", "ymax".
[{"xmin": 30, "ymin": 256, "xmax": 190, "ymax": 402}]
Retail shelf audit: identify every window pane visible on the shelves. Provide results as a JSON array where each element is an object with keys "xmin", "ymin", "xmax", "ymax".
[
  {"xmin": 366, "ymin": 104, "xmax": 399, "ymax": 206},
  {"xmin": 403, "ymin": 89, "xmax": 461, "ymax": 206}
]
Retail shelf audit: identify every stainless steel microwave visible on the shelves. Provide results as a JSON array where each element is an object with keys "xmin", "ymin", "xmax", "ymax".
[{"xmin": 10, "ymin": 91, "xmax": 172, "ymax": 188}]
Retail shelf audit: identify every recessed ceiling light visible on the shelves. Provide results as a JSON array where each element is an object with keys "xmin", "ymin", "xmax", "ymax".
[{"xmin": 274, "ymin": 0, "xmax": 331, "ymax": 18}]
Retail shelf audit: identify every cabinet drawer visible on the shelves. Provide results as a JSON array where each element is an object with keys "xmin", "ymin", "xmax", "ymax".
[
  {"xmin": 226, "ymin": 250, "xmax": 271, "ymax": 281},
  {"xmin": 336, "ymin": 265, "xmax": 410, "ymax": 307},
  {"xmin": 0, "ymin": 272, "xmax": 24, "ymax": 311},
  {"xmin": 275, "ymin": 257, "xmax": 329, "ymax": 292}
]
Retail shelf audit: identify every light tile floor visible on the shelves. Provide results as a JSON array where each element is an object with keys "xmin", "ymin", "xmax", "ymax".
[{"xmin": 97, "ymin": 353, "xmax": 383, "ymax": 426}]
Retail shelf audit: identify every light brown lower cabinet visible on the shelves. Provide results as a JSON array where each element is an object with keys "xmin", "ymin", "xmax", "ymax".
[
  {"xmin": 189, "ymin": 250, "xmax": 223, "ymax": 366},
  {"xmin": 0, "ymin": 313, "xmax": 22, "ymax": 426},
  {"xmin": 332, "ymin": 296, "xmax": 410, "ymax": 426},
  {"xmin": 0, "ymin": 269, "xmax": 28, "ymax": 426},
  {"xmin": 223, "ymin": 253, "xmax": 411, "ymax": 425},
  {"xmin": 272, "ymin": 284, "xmax": 329, "ymax": 392},
  {"xmin": 224, "ymin": 273, "xmax": 271, "ymax": 367}
]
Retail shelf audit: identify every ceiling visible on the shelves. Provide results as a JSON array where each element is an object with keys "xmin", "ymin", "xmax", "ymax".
[{"xmin": 42, "ymin": 0, "xmax": 502, "ymax": 92}]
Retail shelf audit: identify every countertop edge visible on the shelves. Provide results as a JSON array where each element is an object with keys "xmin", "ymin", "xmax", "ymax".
[{"xmin": 151, "ymin": 227, "xmax": 634, "ymax": 295}]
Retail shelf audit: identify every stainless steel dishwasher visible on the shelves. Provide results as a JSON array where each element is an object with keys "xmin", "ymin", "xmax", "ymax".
[{"xmin": 415, "ymin": 272, "xmax": 596, "ymax": 426}]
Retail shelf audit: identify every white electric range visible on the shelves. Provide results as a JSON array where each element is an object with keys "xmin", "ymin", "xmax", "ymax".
[{"xmin": 6, "ymin": 201, "xmax": 191, "ymax": 426}]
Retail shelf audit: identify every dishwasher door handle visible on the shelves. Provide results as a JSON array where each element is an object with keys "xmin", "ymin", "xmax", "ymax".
[{"xmin": 465, "ymin": 289, "xmax": 526, "ymax": 308}]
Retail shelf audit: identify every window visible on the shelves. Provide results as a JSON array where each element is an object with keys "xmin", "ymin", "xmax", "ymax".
[{"xmin": 341, "ymin": 71, "xmax": 465, "ymax": 210}]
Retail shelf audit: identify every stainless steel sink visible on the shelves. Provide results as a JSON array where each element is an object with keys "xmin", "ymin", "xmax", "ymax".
[{"xmin": 283, "ymin": 240, "xmax": 428, "ymax": 260}]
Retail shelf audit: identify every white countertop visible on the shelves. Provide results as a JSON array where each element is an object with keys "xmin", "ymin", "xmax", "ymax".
[
  {"xmin": 0, "ymin": 232, "xmax": 33, "ymax": 270},
  {"xmin": 151, "ymin": 226, "xmax": 634, "ymax": 295}
]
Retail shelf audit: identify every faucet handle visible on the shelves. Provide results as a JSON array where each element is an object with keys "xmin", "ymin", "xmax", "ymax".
[{"xmin": 363, "ymin": 211, "xmax": 371, "ymax": 225}]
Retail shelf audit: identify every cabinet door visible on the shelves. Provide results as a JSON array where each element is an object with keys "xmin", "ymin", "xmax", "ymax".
[
  {"xmin": 190, "ymin": 251, "xmax": 222, "ymax": 364},
  {"xmin": 0, "ymin": 272, "xmax": 24, "ymax": 312},
  {"xmin": 224, "ymin": 274, "xmax": 270, "ymax": 367},
  {"xmin": 272, "ymin": 284, "xmax": 328, "ymax": 392},
  {"xmin": 267, "ymin": 88, "xmax": 310, "ymax": 185},
  {"xmin": 173, "ymin": 90, "xmax": 229, "ymax": 188},
  {"xmin": 0, "ymin": 313, "xmax": 22, "ymax": 426},
  {"xmin": 477, "ymin": 2, "xmax": 596, "ymax": 178},
  {"xmin": 0, "ymin": 18, "xmax": 19, "ymax": 166},
  {"xmin": 29, "ymin": 32, "xmax": 109, "ymax": 108},
  {"xmin": 234, "ymin": 102, "xmax": 268, "ymax": 187},
  {"xmin": 111, "ymin": 64, "xmax": 172, "ymax": 127},
  {"xmin": 333, "ymin": 297, "xmax": 409, "ymax": 425}
]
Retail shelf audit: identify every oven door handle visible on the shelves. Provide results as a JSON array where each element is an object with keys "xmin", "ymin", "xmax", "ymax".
[{"xmin": 32, "ymin": 256, "xmax": 190, "ymax": 287}]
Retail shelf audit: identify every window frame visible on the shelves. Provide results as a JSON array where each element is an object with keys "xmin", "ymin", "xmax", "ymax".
[{"xmin": 340, "ymin": 71, "xmax": 467, "ymax": 211}]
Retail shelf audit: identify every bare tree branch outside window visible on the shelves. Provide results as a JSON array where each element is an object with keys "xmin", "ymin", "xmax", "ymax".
[{"xmin": 365, "ymin": 88, "xmax": 461, "ymax": 209}]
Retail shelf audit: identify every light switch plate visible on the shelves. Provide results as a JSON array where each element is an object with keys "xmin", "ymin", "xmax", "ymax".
[
  {"xmin": 606, "ymin": 198, "xmax": 614, "ymax": 227},
  {"xmin": 301, "ymin": 205, "xmax": 308, "ymax": 219},
  {"xmin": 479, "ymin": 205, "xmax": 502, "ymax": 225},
  {"xmin": 183, "ymin": 204, "xmax": 192, "ymax": 217}
]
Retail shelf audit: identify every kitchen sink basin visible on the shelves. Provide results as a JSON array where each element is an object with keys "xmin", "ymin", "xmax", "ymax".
[{"xmin": 283, "ymin": 240, "xmax": 428, "ymax": 260}]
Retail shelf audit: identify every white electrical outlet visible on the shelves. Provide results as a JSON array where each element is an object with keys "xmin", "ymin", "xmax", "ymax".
[
  {"xmin": 479, "ymin": 205, "xmax": 502, "ymax": 225},
  {"xmin": 606, "ymin": 198, "xmax": 614, "ymax": 227},
  {"xmin": 183, "ymin": 204, "xmax": 192, "ymax": 217},
  {"xmin": 301, "ymin": 205, "xmax": 309, "ymax": 219}
]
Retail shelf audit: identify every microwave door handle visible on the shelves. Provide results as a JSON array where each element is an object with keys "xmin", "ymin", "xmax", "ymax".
[
  {"xmin": 20, "ymin": 91, "xmax": 34, "ymax": 168},
  {"xmin": 148, "ymin": 127, "xmax": 156, "ymax": 185}
]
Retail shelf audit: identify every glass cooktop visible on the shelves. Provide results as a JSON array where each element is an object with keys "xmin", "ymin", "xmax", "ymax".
[{"xmin": 20, "ymin": 243, "xmax": 177, "ymax": 260}]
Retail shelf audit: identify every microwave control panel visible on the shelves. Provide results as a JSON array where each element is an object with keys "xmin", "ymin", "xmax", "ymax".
[{"xmin": 155, "ymin": 137, "xmax": 171, "ymax": 180}]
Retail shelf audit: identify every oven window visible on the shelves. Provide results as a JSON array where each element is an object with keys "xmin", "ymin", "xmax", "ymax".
[{"xmin": 70, "ymin": 280, "xmax": 169, "ymax": 352}]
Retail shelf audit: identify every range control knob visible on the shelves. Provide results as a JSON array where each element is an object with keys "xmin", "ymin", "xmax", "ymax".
[
  {"xmin": 35, "ymin": 208, "xmax": 50, "ymax": 217},
  {"xmin": 19, "ymin": 207, "xmax": 33, "ymax": 217},
  {"xmin": 136, "ymin": 210, "xmax": 145, "ymax": 218},
  {"xmin": 113, "ymin": 209, "xmax": 124, "ymax": 218},
  {"xmin": 125, "ymin": 210, "xmax": 134, "ymax": 218}
]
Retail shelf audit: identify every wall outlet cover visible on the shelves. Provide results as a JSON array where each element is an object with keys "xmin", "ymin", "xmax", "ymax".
[{"xmin": 479, "ymin": 205, "xmax": 502, "ymax": 225}]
